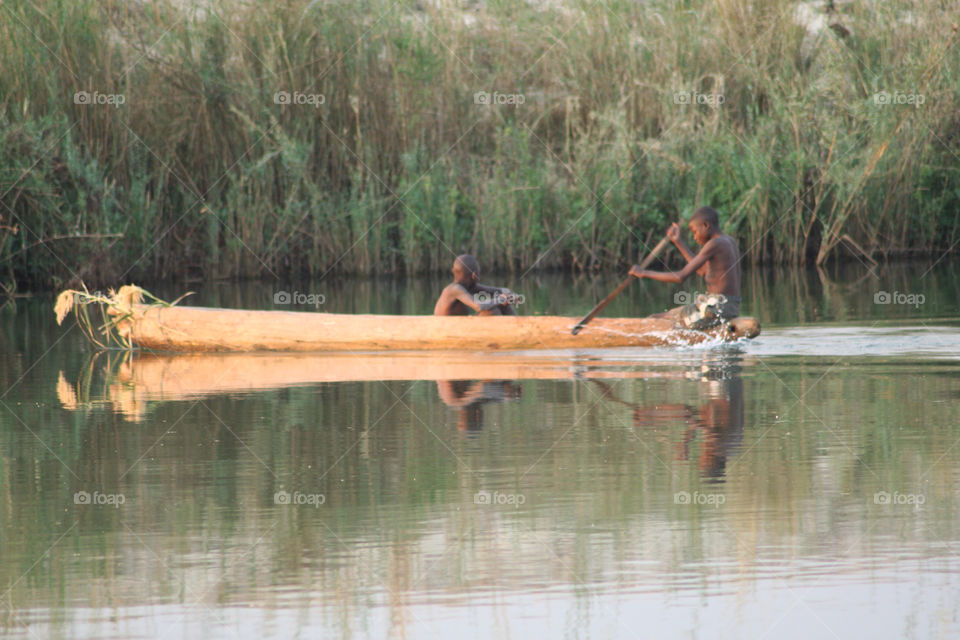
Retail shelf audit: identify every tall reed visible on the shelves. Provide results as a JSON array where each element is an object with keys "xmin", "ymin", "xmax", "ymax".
[{"xmin": 0, "ymin": 0, "xmax": 957, "ymax": 289}]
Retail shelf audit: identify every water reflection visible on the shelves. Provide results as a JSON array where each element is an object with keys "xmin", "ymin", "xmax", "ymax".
[
  {"xmin": 55, "ymin": 349, "xmax": 748, "ymax": 488},
  {"xmin": 677, "ymin": 370, "xmax": 743, "ymax": 481},
  {"xmin": 593, "ymin": 356, "xmax": 744, "ymax": 481},
  {"xmin": 9, "ymin": 258, "xmax": 960, "ymax": 639},
  {"xmin": 56, "ymin": 350, "xmax": 696, "ymax": 421},
  {"xmin": 436, "ymin": 380, "xmax": 522, "ymax": 432}
]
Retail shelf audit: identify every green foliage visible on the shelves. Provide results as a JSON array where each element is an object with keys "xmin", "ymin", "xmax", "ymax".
[{"xmin": 0, "ymin": 0, "xmax": 957, "ymax": 288}]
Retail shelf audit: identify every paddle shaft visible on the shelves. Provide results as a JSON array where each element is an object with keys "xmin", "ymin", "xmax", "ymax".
[{"xmin": 571, "ymin": 236, "xmax": 672, "ymax": 335}]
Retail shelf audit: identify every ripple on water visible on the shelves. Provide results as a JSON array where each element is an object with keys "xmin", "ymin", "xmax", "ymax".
[{"xmin": 745, "ymin": 323, "xmax": 960, "ymax": 359}]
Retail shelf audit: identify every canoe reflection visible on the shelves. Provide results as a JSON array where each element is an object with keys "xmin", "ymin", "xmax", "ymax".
[
  {"xmin": 436, "ymin": 380, "xmax": 522, "ymax": 432},
  {"xmin": 56, "ymin": 352, "xmax": 558, "ymax": 422},
  {"xmin": 57, "ymin": 349, "xmax": 745, "ymax": 465}
]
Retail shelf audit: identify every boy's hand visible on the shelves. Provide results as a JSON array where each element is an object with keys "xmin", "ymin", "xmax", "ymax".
[
  {"xmin": 666, "ymin": 222, "xmax": 681, "ymax": 241},
  {"xmin": 628, "ymin": 265, "xmax": 645, "ymax": 278}
]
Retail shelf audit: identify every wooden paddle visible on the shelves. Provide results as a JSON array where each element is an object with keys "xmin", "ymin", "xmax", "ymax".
[{"xmin": 571, "ymin": 235, "xmax": 672, "ymax": 335}]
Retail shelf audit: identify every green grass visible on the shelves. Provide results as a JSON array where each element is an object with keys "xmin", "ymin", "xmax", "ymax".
[{"xmin": 0, "ymin": 0, "xmax": 958, "ymax": 290}]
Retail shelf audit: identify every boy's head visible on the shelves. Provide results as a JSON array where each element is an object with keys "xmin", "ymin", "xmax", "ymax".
[
  {"xmin": 688, "ymin": 206, "xmax": 720, "ymax": 245},
  {"xmin": 452, "ymin": 254, "xmax": 481, "ymax": 286}
]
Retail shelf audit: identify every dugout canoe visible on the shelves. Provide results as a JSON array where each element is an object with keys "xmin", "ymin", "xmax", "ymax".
[{"xmin": 106, "ymin": 304, "xmax": 760, "ymax": 352}]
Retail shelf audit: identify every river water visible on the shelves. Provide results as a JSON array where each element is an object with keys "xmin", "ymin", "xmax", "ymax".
[{"xmin": 1, "ymin": 261, "xmax": 959, "ymax": 639}]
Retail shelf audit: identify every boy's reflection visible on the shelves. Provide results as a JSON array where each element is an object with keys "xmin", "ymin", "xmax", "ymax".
[
  {"xmin": 594, "ymin": 361, "xmax": 744, "ymax": 481},
  {"xmin": 436, "ymin": 380, "xmax": 522, "ymax": 432}
]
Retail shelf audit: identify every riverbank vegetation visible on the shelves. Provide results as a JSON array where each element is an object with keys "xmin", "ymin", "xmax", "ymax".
[{"xmin": 1, "ymin": 0, "xmax": 957, "ymax": 289}]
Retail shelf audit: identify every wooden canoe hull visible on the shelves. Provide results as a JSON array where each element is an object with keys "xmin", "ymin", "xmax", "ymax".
[{"xmin": 113, "ymin": 304, "xmax": 760, "ymax": 352}]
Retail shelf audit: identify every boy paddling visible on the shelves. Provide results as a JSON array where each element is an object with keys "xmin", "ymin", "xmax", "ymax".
[
  {"xmin": 629, "ymin": 206, "xmax": 741, "ymax": 330},
  {"xmin": 434, "ymin": 254, "xmax": 519, "ymax": 316}
]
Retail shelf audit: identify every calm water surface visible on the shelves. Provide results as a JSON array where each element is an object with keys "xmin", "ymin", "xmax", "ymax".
[{"xmin": 1, "ymin": 262, "xmax": 959, "ymax": 639}]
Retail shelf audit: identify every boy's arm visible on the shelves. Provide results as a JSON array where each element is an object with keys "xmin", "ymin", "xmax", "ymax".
[
  {"xmin": 667, "ymin": 223, "xmax": 709, "ymax": 276},
  {"xmin": 474, "ymin": 283, "xmax": 513, "ymax": 295},
  {"xmin": 630, "ymin": 243, "xmax": 714, "ymax": 284},
  {"xmin": 450, "ymin": 284, "xmax": 501, "ymax": 312},
  {"xmin": 667, "ymin": 223, "xmax": 697, "ymax": 263},
  {"xmin": 474, "ymin": 283, "xmax": 518, "ymax": 314}
]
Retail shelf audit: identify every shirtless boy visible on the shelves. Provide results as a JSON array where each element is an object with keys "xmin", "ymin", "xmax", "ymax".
[
  {"xmin": 433, "ymin": 254, "xmax": 518, "ymax": 316},
  {"xmin": 629, "ymin": 206, "xmax": 741, "ymax": 329}
]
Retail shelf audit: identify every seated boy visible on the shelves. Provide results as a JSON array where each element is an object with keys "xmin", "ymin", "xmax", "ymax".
[{"xmin": 433, "ymin": 254, "xmax": 519, "ymax": 316}]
